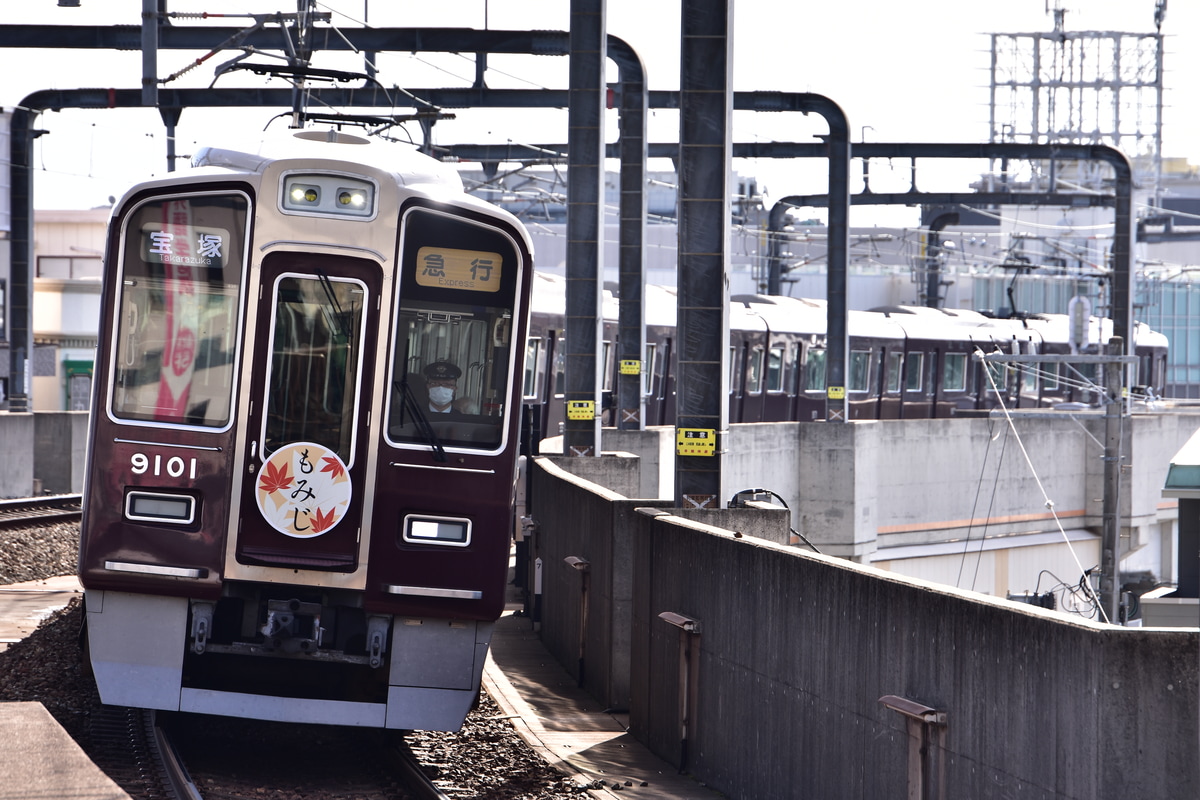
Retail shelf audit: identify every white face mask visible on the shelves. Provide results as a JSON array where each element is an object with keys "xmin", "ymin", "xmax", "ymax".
[{"xmin": 428, "ymin": 386, "xmax": 455, "ymax": 406}]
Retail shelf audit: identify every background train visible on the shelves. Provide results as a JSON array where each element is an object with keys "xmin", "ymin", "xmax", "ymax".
[
  {"xmin": 523, "ymin": 273, "xmax": 1169, "ymax": 438},
  {"xmin": 78, "ymin": 130, "xmax": 534, "ymax": 731}
]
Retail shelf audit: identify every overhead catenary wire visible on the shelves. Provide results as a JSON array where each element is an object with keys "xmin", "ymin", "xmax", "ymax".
[
  {"xmin": 955, "ymin": 415, "xmax": 1009, "ymax": 592},
  {"xmin": 976, "ymin": 346, "xmax": 1109, "ymax": 622}
]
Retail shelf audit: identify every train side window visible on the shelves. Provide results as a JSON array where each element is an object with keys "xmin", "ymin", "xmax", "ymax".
[
  {"xmin": 789, "ymin": 342, "xmax": 802, "ymax": 394},
  {"xmin": 1043, "ymin": 361, "xmax": 1059, "ymax": 391},
  {"xmin": 523, "ymin": 338, "xmax": 542, "ymax": 399},
  {"xmin": 109, "ymin": 192, "xmax": 250, "ymax": 429},
  {"xmin": 942, "ymin": 353, "xmax": 968, "ymax": 392},
  {"xmin": 1077, "ymin": 363, "xmax": 1098, "ymax": 397},
  {"xmin": 729, "ymin": 346, "xmax": 741, "ymax": 393},
  {"xmin": 904, "ymin": 352, "xmax": 924, "ymax": 392},
  {"xmin": 747, "ymin": 347, "xmax": 765, "ymax": 394},
  {"xmin": 643, "ymin": 343, "xmax": 657, "ymax": 396},
  {"xmin": 805, "ymin": 348, "xmax": 827, "ymax": 392},
  {"xmin": 885, "ymin": 352, "xmax": 902, "ymax": 393},
  {"xmin": 553, "ymin": 338, "xmax": 566, "ymax": 396},
  {"xmin": 766, "ymin": 345, "xmax": 785, "ymax": 392},
  {"xmin": 602, "ymin": 341, "xmax": 613, "ymax": 392},
  {"xmin": 1020, "ymin": 364, "xmax": 1038, "ymax": 393},
  {"xmin": 983, "ymin": 359, "xmax": 1007, "ymax": 393},
  {"xmin": 848, "ymin": 350, "xmax": 871, "ymax": 392}
]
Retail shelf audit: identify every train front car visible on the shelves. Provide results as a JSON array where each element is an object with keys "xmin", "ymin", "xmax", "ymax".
[{"xmin": 79, "ymin": 130, "xmax": 533, "ymax": 731}]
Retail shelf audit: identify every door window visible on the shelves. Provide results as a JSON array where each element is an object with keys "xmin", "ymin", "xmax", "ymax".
[{"xmin": 262, "ymin": 274, "xmax": 366, "ymax": 464}]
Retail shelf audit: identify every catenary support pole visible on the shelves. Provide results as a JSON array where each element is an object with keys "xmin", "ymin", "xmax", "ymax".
[
  {"xmin": 675, "ymin": 0, "xmax": 733, "ymax": 508},
  {"xmin": 564, "ymin": 0, "xmax": 606, "ymax": 458}
]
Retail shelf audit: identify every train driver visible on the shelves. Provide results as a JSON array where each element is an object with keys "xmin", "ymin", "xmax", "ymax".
[{"xmin": 424, "ymin": 360, "xmax": 477, "ymax": 414}]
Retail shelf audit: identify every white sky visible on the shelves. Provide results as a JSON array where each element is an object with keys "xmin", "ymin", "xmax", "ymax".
[{"xmin": 2, "ymin": 0, "xmax": 1195, "ymax": 224}]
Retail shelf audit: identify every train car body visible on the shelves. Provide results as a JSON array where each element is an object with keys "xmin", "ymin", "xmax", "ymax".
[
  {"xmin": 79, "ymin": 130, "xmax": 533, "ymax": 731},
  {"xmin": 522, "ymin": 275, "xmax": 1168, "ymax": 436}
]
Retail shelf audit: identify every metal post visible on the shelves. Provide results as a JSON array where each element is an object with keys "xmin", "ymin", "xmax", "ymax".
[
  {"xmin": 824, "ymin": 106, "xmax": 851, "ymax": 423},
  {"xmin": 7, "ymin": 110, "xmax": 35, "ymax": 413},
  {"xmin": 564, "ymin": 0, "xmax": 605, "ymax": 458},
  {"xmin": 615, "ymin": 49, "xmax": 647, "ymax": 432},
  {"xmin": 565, "ymin": 556, "xmax": 590, "ymax": 687},
  {"xmin": 676, "ymin": 0, "xmax": 732, "ymax": 507},
  {"xmin": 159, "ymin": 107, "xmax": 181, "ymax": 173},
  {"xmin": 660, "ymin": 612, "xmax": 701, "ymax": 773},
  {"xmin": 1100, "ymin": 336, "xmax": 1125, "ymax": 623},
  {"xmin": 880, "ymin": 695, "xmax": 947, "ymax": 800},
  {"xmin": 141, "ymin": 0, "xmax": 158, "ymax": 108}
]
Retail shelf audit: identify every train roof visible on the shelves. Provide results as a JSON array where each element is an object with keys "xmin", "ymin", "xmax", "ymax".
[
  {"xmin": 191, "ymin": 128, "xmax": 464, "ymax": 190},
  {"xmin": 734, "ymin": 295, "xmax": 828, "ymax": 335},
  {"xmin": 528, "ymin": 275, "xmax": 1168, "ymax": 353},
  {"xmin": 528, "ymin": 272, "xmax": 627, "ymax": 323},
  {"xmin": 871, "ymin": 306, "xmax": 1036, "ymax": 346},
  {"xmin": 108, "ymin": 128, "xmax": 535, "ymax": 257}
]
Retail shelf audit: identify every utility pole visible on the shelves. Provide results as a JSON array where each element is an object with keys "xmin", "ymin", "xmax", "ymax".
[{"xmin": 1100, "ymin": 337, "xmax": 1126, "ymax": 623}]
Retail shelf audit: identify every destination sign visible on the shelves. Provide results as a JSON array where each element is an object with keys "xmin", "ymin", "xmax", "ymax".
[
  {"xmin": 416, "ymin": 246, "xmax": 502, "ymax": 293},
  {"xmin": 142, "ymin": 223, "xmax": 230, "ymax": 270}
]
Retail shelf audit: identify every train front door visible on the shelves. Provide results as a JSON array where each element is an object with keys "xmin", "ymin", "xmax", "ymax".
[{"xmin": 235, "ymin": 251, "xmax": 382, "ymax": 571}]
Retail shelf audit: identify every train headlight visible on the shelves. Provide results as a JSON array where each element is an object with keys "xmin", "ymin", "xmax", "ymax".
[
  {"xmin": 281, "ymin": 173, "xmax": 376, "ymax": 219},
  {"xmin": 403, "ymin": 515, "xmax": 471, "ymax": 547},
  {"xmin": 338, "ymin": 188, "xmax": 367, "ymax": 208},
  {"xmin": 288, "ymin": 184, "xmax": 321, "ymax": 205}
]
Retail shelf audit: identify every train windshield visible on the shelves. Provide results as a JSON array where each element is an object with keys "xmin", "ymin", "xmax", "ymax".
[
  {"xmin": 108, "ymin": 192, "xmax": 249, "ymax": 428},
  {"xmin": 261, "ymin": 274, "xmax": 367, "ymax": 463},
  {"xmin": 386, "ymin": 206, "xmax": 524, "ymax": 453}
]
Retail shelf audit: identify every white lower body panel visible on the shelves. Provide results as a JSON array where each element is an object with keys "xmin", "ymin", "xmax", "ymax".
[{"xmin": 84, "ymin": 589, "xmax": 495, "ymax": 731}]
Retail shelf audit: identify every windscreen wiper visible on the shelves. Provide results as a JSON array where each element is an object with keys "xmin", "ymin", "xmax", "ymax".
[
  {"xmin": 396, "ymin": 377, "xmax": 447, "ymax": 462},
  {"xmin": 315, "ymin": 269, "xmax": 353, "ymax": 343}
]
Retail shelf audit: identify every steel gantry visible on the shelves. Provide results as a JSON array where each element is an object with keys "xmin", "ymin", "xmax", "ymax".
[{"xmin": 2, "ymin": 18, "xmax": 1134, "ymax": 516}]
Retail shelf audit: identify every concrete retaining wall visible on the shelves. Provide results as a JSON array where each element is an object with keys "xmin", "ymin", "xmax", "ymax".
[
  {"xmin": 533, "ymin": 458, "xmax": 671, "ymax": 710},
  {"xmin": 717, "ymin": 413, "xmax": 1200, "ymax": 561},
  {"xmin": 596, "ymin": 413, "xmax": 1200, "ymax": 598},
  {"xmin": 0, "ymin": 413, "xmax": 35, "ymax": 499},
  {"xmin": 0, "ymin": 411, "xmax": 88, "ymax": 497},
  {"xmin": 533, "ymin": 457, "xmax": 790, "ymax": 710},
  {"xmin": 33, "ymin": 411, "xmax": 89, "ymax": 494},
  {"xmin": 530, "ymin": 456, "xmax": 1200, "ymax": 799}
]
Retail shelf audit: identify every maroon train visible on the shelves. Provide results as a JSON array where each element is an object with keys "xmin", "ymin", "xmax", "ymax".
[
  {"xmin": 522, "ymin": 276, "xmax": 1169, "ymax": 437},
  {"xmin": 78, "ymin": 130, "xmax": 533, "ymax": 731}
]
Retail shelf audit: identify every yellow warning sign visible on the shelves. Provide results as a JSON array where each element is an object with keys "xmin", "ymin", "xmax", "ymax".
[
  {"xmin": 619, "ymin": 359, "xmax": 641, "ymax": 375},
  {"xmin": 567, "ymin": 400, "xmax": 596, "ymax": 420},
  {"xmin": 676, "ymin": 428, "xmax": 717, "ymax": 457},
  {"xmin": 827, "ymin": 386, "xmax": 846, "ymax": 400}
]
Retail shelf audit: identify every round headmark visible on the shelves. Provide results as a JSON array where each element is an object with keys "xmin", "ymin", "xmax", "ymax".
[{"xmin": 255, "ymin": 441, "xmax": 352, "ymax": 538}]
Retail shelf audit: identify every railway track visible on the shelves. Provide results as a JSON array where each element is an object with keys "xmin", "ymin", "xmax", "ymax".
[
  {"xmin": 87, "ymin": 707, "xmax": 202, "ymax": 800},
  {"xmin": 392, "ymin": 740, "xmax": 456, "ymax": 800},
  {"xmin": 145, "ymin": 712, "xmax": 454, "ymax": 800},
  {"xmin": 0, "ymin": 494, "xmax": 82, "ymax": 529},
  {"xmin": 84, "ymin": 707, "xmax": 455, "ymax": 800}
]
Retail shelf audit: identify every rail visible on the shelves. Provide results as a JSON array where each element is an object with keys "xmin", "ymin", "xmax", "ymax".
[
  {"xmin": 0, "ymin": 494, "xmax": 82, "ymax": 528},
  {"xmin": 392, "ymin": 740, "xmax": 456, "ymax": 800}
]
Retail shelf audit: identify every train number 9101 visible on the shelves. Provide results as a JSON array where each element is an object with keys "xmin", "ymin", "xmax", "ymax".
[{"xmin": 131, "ymin": 452, "xmax": 199, "ymax": 481}]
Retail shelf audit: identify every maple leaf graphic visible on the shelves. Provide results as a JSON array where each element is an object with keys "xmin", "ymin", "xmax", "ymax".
[
  {"xmin": 258, "ymin": 460, "xmax": 293, "ymax": 495},
  {"xmin": 320, "ymin": 456, "xmax": 345, "ymax": 480},
  {"xmin": 310, "ymin": 506, "xmax": 338, "ymax": 534}
]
